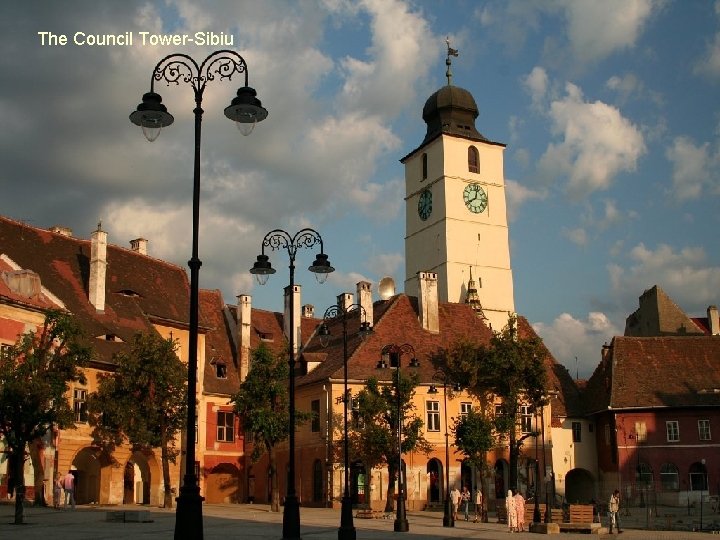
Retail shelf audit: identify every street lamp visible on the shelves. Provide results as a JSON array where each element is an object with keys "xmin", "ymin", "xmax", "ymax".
[
  {"xmin": 250, "ymin": 228, "xmax": 334, "ymax": 540},
  {"xmin": 533, "ymin": 409, "xmax": 541, "ymax": 524},
  {"xmin": 317, "ymin": 303, "xmax": 372, "ymax": 540},
  {"xmin": 376, "ymin": 343, "xmax": 419, "ymax": 533},
  {"xmin": 428, "ymin": 372, "xmax": 459, "ymax": 528},
  {"xmin": 130, "ymin": 50, "xmax": 267, "ymax": 540}
]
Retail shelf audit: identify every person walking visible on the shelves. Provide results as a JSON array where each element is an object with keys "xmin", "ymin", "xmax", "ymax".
[
  {"xmin": 53, "ymin": 474, "xmax": 63, "ymax": 509},
  {"xmin": 514, "ymin": 491, "xmax": 526, "ymax": 532},
  {"xmin": 506, "ymin": 489, "xmax": 518, "ymax": 532},
  {"xmin": 473, "ymin": 487, "xmax": 483, "ymax": 522},
  {"xmin": 63, "ymin": 469, "xmax": 76, "ymax": 510},
  {"xmin": 608, "ymin": 489, "xmax": 622, "ymax": 534},
  {"xmin": 450, "ymin": 485, "xmax": 461, "ymax": 522},
  {"xmin": 461, "ymin": 485, "xmax": 471, "ymax": 521}
]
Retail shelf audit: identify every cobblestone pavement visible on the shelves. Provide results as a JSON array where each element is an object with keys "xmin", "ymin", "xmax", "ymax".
[{"xmin": 1, "ymin": 502, "xmax": 718, "ymax": 539}]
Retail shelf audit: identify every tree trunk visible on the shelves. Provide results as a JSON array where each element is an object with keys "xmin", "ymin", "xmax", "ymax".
[
  {"xmin": 29, "ymin": 439, "xmax": 47, "ymax": 506},
  {"xmin": 269, "ymin": 445, "xmax": 280, "ymax": 512},
  {"xmin": 481, "ymin": 454, "xmax": 490, "ymax": 522},
  {"xmin": 12, "ymin": 442, "xmax": 26, "ymax": 525},
  {"xmin": 509, "ymin": 431, "xmax": 518, "ymax": 493},
  {"xmin": 161, "ymin": 440, "xmax": 173, "ymax": 508},
  {"xmin": 384, "ymin": 460, "xmax": 396, "ymax": 513}
]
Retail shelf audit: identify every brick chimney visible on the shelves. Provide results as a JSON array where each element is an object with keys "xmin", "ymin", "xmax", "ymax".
[
  {"xmin": 357, "ymin": 281, "xmax": 373, "ymax": 327},
  {"xmin": 708, "ymin": 305, "xmax": 719, "ymax": 335},
  {"xmin": 337, "ymin": 292, "xmax": 353, "ymax": 312},
  {"xmin": 302, "ymin": 304, "xmax": 315, "ymax": 318},
  {"xmin": 89, "ymin": 223, "xmax": 107, "ymax": 312},
  {"xmin": 130, "ymin": 238, "xmax": 148, "ymax": 255},
  {"xmin": 417, "ymin": 271, "xmax": 439, "ymax": 333},
  {"xmin": 237, "ymin": 294, "xmax": 252, "ymax": 382},
  {"xmin": 284, "ymin": 285, "xmax": 301, "ymax": 354}
]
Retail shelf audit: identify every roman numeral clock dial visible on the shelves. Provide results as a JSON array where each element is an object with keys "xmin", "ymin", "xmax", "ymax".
[{"xmin": 463, "ymin": 182, "xmax": 488, "ymax": 213}]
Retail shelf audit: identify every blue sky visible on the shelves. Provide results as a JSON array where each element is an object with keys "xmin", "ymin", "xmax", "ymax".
[{"xmin": 1, "ymin": 1, "xmax": 719, "ymax": 377}]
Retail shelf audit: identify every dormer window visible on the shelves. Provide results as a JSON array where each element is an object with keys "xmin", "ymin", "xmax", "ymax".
[
  {"xmin": 211, "ymin": 357, "xmax": 227, "ymax": 379},
  {"xmin": 468, "ymin": 146, "xmax": 479, "ymax": 173}
]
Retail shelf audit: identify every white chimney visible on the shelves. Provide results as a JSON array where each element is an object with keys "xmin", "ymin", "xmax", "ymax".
[
  {"xmin": 284, "ymin": 285, "xmax": 302, "ymax": 354},
  {"xmin": 708, "ymin": 305, "xmax": 719, "ymax": 335},
  {"xmin": 337, "ymin": 292, "xmax": 353, "ymax": 312},
  {"xmin": 302, "ymin": 304, "xmax": 315, "ymax": 318},
  {"xmin": 417, "ymin": 271, "xmax": 439, "ymax": 333},
  {"xmin": 357, "ymin": 281, "xmax": 373, "ymax": 327},
  {"xmin": 89, "ymin": 224, "xmax": 107, "ymax": 312},
  {"xmin": 237, "ymin": 294, "xmax": 252, "ymax": 382},
  {"xmin": 130, "ymin": 238, "xmax": 148, "ymax": 255}
]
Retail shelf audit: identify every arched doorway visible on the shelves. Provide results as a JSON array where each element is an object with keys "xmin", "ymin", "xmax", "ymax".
[
  {"xmin": 461, "ymin": 460, "xmax": 473, "ymax": 491},
  {"xmin": 565, "ymin": 468, "xmax": 595, "ymax": 504},
  {"xmin": 205, "ymin": 463, "xmax": 240, "ymax": 503},
  {"xmin": 350, "ymin": 461, "xmax": 366, "ymax": 505},
  {"xmin": 123, "ymin": 451, "xmax": 152, "ymax": 504},
  {"xmin": 72, "ymin": 447, "xmax": 101, "ymax": 505},
  {"xmin": 312, "ymin": 459, "xmax": 323, "ymax": 504},
  {"xmin": 427, "ymin": 459, "xmax": 442, "ymax": 505},
  {"xmin": 494, "ymin": 459, "xmax": 508, "ymax": 499}
]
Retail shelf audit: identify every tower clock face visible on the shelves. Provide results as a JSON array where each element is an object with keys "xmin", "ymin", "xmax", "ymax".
[
  {"xmin": 418, "ymin": 189, "xmax": 432, "ymax": 221},
  {"xmin": 463, "ymin": 183, "xmax": 488, "ymax": 213}
]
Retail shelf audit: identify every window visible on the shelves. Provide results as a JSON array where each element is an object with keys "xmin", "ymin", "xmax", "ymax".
[
  {"xmin": 635, "ymin": 421, "xmax": 647, "ymax": 442},
  {"xmin": 422, "ymin": 153, "xmax": 428, "ymax": 180},
  {"xmin": 0, "ymin": 343, "xmax": 11, "ymax": 358},
  {"xmin": 572, "ymin": 421, "xmax": 582, "ymax": 443},
  {"xmin": 460, "ymin": 402, "xmax": 472, "ymax": 417},
  {"xmin": 660, "ymin": 463, "xmax": 679, "ymax": 490},
  {"xmin": 520, "ymin": 405, "xmax": 533, "ymax": 434},
  {"xmin": 217, "ymin": 411, "xmax": 235, "ymax": 442},
  {"xmin": 215, "ymin": 362, "xmax": 227, "ymax": 379},
  {"xmin": 636, "ymin": 462, "xmax": 653, "ymax": 485},
  {"xmin": 666, "ymin": 420, "xmax": 680, "ymax": 442},
  {"xmin": 468, "ymin": 146, "xmax": 479, "ymax": 173},
  {"xmin": 698, "ymin": 419, "xmax": 711, "ymax": 441},
  {"xmin": 311, "ymin": 399, "xmax": 321, "ymax": 432},
  {"xmin": 73, "ymin": 389, "xmax": 88, "ymax": 423},
  {"xmin": 426, "ymin": 401, "xmax": 440, "ymax": 432}
]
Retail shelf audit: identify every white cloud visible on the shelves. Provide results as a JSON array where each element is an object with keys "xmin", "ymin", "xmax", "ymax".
[
  {"xmin": 665, "ymin": 136, "xmax": 720, "ymax": 200},
  {"xmin": 538, "ymin": 82, "xmax": 647, "ymax": 199},
  {"xmin": 523, "ymin": 66, "xmax": 550, "ymax": 111},
  {"xmin": 563, "ymin": 227, "xmax": 587, "ymax": 246},
  {"xmin": 533, "ymin": 312, "xmax": 621, "ymax": 377},
  {"xmin": 505, "ymin": 179, "xmax": 545, "ymax": 221},
  {"xmin": 694, "ymin": 25, "xmax": 720, "ymax": 78}
]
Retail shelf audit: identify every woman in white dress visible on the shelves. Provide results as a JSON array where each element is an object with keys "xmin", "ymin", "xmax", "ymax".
[{"xmin": 506, "ymin": 489, "xmax": 518, "ymax": 532}]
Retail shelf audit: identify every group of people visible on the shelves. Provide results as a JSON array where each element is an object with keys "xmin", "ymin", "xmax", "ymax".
[
  {"xmin": 504, "ymin": 490, "xmax": 527, "ymax": 532},
  {"xmin": 52, "ymin": 469, "xmax": 76, "ymax": 510},
  {"xmin": 449, "ymin": 485, "xmax": 483, "ymax": 523}
]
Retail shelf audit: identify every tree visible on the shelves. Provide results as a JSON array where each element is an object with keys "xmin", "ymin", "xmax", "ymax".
[
  {"xmin": 452, "ymin": 408, "xmax": 494, "ymax": 521},
  {"xmin": 0, "ymin": 310, "xmax": 91, "ymax": 524},
  {"xmin": 231, "ymin": 344, "xmax": 310, "ymax": 512},
  {"xmin": 444, "ymin": 315, "xmax": 547, "ymax": 493},
  {"xmin": 88, "ymin": 332, "xmax": 187, "ymax": 508},
  {"xmin": 349, "ymin": 372, "xmax": 432, "ymax": 512}
]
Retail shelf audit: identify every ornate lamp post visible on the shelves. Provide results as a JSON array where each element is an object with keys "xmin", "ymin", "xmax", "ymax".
[
  {"xmin": 317, "ymin": 303, "xmax": 372, "ymax": 540},
  {"xmin": 130, "ymin": 50, "xmax": 267, "ymax": 540},
  {"xmin": 250, "ymin": 228, "xmax": 334, "ymax": 540},
  {"xmin": 428, "ymin": 372, "xmax": 458, "ymax": 528},
  {"xmin": 376, "ymin": 343, "xmax": 419, "ymax": 533},
  {"xmin": 533, "ymin": 409, "xmax": 542, "ymax": 524}
]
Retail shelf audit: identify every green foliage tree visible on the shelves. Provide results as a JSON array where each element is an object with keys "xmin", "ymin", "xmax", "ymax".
[
  {"xmin": 0, "ymin": 310, "xmax": 91, "ymax": 524},
  {"xmin": 231, "ymin": 344, "xmax": 310, "ymax": 512},
  {"xmin": 88, "ymin": 332, "xmax": 187, "ymax": 508},
  {"xmin": 444, "ymin": 315, "xmax": 547, "ymax": 493},
  {"xmin": 452, "ymin": 408, "xmax": 494, "ymax": 521},
  {"xmin": 349, "ymin": 371, "xmax": 433, "ymax": 512}
]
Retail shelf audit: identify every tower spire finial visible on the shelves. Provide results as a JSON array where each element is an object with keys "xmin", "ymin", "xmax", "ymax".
[{"xmin": 445, "ymin": 36, "xmax": 459, "ymax": 86}]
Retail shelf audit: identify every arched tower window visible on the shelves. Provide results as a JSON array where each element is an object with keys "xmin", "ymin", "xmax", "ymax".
[
  {"xmin": 422, "ymin": 153, "xmax": 428, "ymax": 180},
  {"xmin": 468, "ymin": 146, "xmax": 479, "ymax": 173}
]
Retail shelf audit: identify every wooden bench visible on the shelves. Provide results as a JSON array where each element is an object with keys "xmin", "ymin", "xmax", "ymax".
[
  {"xmin": 558, "ymin": 505, "xmax": 602, "ymax": 534},
  {"xmin": 525, "ymin": 504, "xmax": 563, "ymax": 524}
]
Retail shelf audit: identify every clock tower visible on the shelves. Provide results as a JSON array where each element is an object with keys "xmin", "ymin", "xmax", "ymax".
[{"xmin": 401, "ymin": 47, "xmax": 515, "ymax": 331}]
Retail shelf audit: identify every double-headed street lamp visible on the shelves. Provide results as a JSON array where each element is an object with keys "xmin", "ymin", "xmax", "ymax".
[
  {"xmin": 318, "ymin": 303, "xmax": 372, "ymax": 540},
  {"xmin": 130, "ymin": 50, "xmax": 267, "ymax": 540},
  {"xmin": 376, "ymin": 343, "xmax": 419, "ymax": 533},
  {"xmin": 250, "ymin": 228, "xmax": 334, "ymax": 540},
  {"xmin": 428, "ymin": 372, "xmax": 460, "ymax": 528}
]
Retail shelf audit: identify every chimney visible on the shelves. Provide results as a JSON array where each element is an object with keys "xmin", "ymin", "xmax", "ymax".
[
  {"xmin": 237, "ymin": 294, "xmax": 252, "ymax": 382},
  {"xmin": 417, "ymin": 271, "xmax": 439, "ymax": 333},
  {"xmin": 89, "ymin": 223, "xmax": 107, "ymax": 312},
  {"xmin": 601, "ymin": 341, "xmax": 612, "ymax": 363},
  {"xmin": 302, "ymin": 304, "xmax": 315, "ymax": 318},
  {"xmin": 130, "ymin": 238, "xmax": 148, "ymax": 255},
  {"xmin": 49, "ymin": 225, "xmax": 73, "ymax": 237},
  {"xmin": 357, "ymin": 281, "xmax": 373, "ymax": 327},
  {"xmin": 708, "ymin": 305, "xmax": 719, "ymax": 335},
  {"xmin": 337, "ymin": 292, "xmax": 353, "ymax": 312},
  {"xmin": 284, "ymin": 285, "xmax": 301, "ymax": 354}
]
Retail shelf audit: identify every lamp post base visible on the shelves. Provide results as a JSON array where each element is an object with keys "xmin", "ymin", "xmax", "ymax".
[
  {"xmin": 394, "ymin": 496, "xmax": 409, "ymax": 533},
  {"xmin": 174, "ymin": 483, "xmax": 204, "ymax": 540},
  {"xmin": 443, "ymin": 499, "xmax": 454, "ymax": 527},
  {"xmin": 338, "ymin": 495, "xmax": 356, "ymax": 540},
  {"xmin": 282, "ymin": 494, "xmax": 301, "ymax": 540}
]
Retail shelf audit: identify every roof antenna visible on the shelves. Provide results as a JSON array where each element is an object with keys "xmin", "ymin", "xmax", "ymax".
[{"xmin": 445, "ymin": 36, "xmax": 459, "ymax": 86}]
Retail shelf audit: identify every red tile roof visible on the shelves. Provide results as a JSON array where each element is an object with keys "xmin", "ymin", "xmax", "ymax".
[{"xmin": 200, "ymin": 289, "xmax": 240, "ymax": 396}]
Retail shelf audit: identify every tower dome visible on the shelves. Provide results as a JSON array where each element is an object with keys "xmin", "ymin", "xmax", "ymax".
[{"xmin": 420, "ymin": 84, "xmax": 487, "ymax": 147}]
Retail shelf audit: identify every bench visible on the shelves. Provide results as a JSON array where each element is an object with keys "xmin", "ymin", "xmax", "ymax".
[
  {"xmin": 525, "ymin": 504, "xmax": 563, "ymax": 524},
  {"xmin": 558, "ymin": 505, "xmax": 602, "ymax": 534},
  {"xmin": 354, "ymin": 508, "xmax": 392, "ymax": 519}
]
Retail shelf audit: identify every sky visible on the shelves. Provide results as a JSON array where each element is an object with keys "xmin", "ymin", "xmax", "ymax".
[{"xmin": 1, "ymin": 0, "xmax": 719, "ymax": 378}]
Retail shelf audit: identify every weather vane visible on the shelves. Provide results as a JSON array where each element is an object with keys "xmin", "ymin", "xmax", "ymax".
[{"xmin": 445, "ymin": 37, "xmax": 459, "ymax": 85}]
